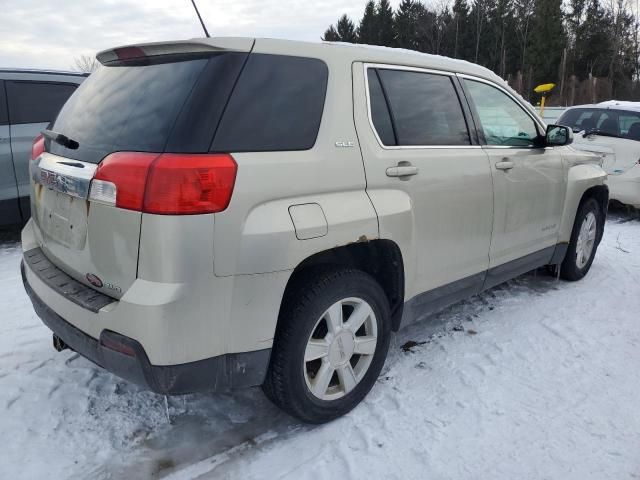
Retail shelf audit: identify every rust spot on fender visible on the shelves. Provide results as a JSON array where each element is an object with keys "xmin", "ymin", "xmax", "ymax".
[{"xmin": 335, "ymin": 235, "xmax": 377, "ymax": 248}]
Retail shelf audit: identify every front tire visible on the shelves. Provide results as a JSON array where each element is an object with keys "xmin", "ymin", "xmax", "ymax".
[
  {"xmin": 561, "ymin": 197, "xmax": 602, "ymax": 281},
  {"xmin": 263, "ymin": 268, "xmax": 391, "ymax": 424}
]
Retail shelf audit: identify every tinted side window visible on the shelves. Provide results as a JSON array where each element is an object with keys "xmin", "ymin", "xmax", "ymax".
[
  {"xmin": 558, "ymin": 108, "xmax": 620, "ymax": 134},
  {"xmin": 211, "ymin": 54, "xmax": 328, "ymax": 152},
  {"xmin": 558, "ymin": 108, "xmax": 590, "ymax": 130},
  {"xmin": 619, "ymin": 111, "xmax": 640, "ymax": 139},
  {"xmin": 6, "ymin": 81, "xmax": 77, "ymax": 124},
  {"xmin": 464, "ymin": 80, "xmax": 539, "ymax": 147},
  {"xmin": 0, "ymin": 81, "xmax": 7, "ymax": 125},
  {"xmin": 367, "ymin": 69, "xmax": 396, "ymax": 145},
  {"xmin": 376, "ymin": 69, "xmax": 470, "ymax": 146}
]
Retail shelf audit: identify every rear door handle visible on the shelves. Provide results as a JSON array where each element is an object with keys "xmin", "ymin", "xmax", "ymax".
[
  {"xmin": 386, "ymin": 165, "xmax": 419, "ymax": 177},
  {"xmin": 495, "ymin": 160, "xmax": 515, "ymax": 171}
]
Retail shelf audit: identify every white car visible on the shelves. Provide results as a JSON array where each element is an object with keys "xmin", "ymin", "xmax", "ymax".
[
  {"xmin": 558, "ymin": 101, "xmax": 640, "ymax": 208},
  {"xmin": 21, "ymin": 37, "xmax": 607, "ymax": 424}
]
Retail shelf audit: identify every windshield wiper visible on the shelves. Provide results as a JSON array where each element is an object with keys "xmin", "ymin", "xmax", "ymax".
[
  {"xmin": 42, "ymin": 129, "xmax": 80, "ymax": 150},
  {"xmin": 582, "ymin": 129, "xmax": 624, "ymax": 140}
]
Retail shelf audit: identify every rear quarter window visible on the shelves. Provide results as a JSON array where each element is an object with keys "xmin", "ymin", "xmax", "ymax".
[
  {"xmin": 211, "ymin": 54, "xmax": 328, "ymax": 152},
  {"xmin": 367, "ymin": 69, "xmax": 396, "ymax": 145},
  {"xmin": 6, "ymin": 81, "xmax": 77, "ymax": 124}
]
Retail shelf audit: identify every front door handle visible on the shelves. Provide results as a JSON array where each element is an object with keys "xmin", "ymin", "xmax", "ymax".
[
  {"xmin": 495, "ymin": 160, "xmax": 515, "ymax": 171},
  {"xmin": 386, "ymin": 164, "xmax": 419, "ymax": 178}
]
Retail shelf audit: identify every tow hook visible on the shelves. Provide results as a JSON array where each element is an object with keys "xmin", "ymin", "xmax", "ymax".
[{"xmin": 53, "ymin": 334, "xmax": 68, "ymax": 352}]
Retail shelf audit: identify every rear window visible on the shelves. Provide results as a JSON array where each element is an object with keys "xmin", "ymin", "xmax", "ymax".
[
  {"xmin": 6, "ymin": 81, "xmax": 77, "ymax": 124},
  {"xmin": 48, "ymin": 52, "xmax": 328, "ymax": 163},
  {"xmin": 49, "ymin": 53, "xmax": 248, "ymax": 163},
  {"xmin": 211, "ymin": 54, "xmax": 328, "ymax": 152}
]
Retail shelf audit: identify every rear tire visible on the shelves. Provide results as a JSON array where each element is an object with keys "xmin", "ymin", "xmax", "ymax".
[
  {"xmin": 263, "ymin": 267, "xmax": 391, "ymax": 424},
  {"xmin": 560, "ymin": 197, "xmax": 602, "ymax": 281}
]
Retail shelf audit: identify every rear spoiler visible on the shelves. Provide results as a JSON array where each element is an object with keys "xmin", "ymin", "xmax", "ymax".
[{"xmin": 96, "ymin": 37, "xmax": 255, "ymax": 65}]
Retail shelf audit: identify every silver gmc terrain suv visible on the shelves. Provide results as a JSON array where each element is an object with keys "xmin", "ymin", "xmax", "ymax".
[{"xmin": 21, "ymin": 38, "xmax": 608, "ymax": 423}]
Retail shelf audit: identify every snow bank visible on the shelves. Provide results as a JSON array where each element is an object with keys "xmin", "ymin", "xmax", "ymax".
[{"xmin": 1, "ymin": 210, "xmax": 639, "ymax": 479}]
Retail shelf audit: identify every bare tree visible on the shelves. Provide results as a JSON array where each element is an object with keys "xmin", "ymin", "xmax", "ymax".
[
  {"xmin": 473, "ymin": 0, "xmax": 487, "ymax": 63},
  {"xmin": 72, "ymin": 55, "xmax": 98, "ymax": 73},
  {"xmin": 514, "ymin": 0, "xmax": 535, "ymax": 73}
]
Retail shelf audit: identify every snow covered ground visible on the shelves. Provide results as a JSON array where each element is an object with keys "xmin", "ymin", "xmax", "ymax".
[{"xmin": 1, "ymin": 208, "xmax": 639, "ymax": 480}]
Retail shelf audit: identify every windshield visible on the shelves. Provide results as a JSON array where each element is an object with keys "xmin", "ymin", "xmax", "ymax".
[
  {"xmin": 47, "ymin": 52, "xmax": 248, "ymax": 163},
  {"xmin": 558, "ymin": 108, "xmax": 640, "ymax": 141}
]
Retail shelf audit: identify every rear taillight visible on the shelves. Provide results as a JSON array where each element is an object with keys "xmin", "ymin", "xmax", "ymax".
[
  {"xmin": 31, "ymin": 134, "xmax": 45, "ymax": 160},
  {"xmin": 144, "ymin": 154, "xmax": 238, "ymax": 214},
  {"xmin": 89, "ymin": 152, "xmax": 237, "ymax": 215},
  {"xmin": 91, "ymin": 152, "xmax": 158, "ymax": 210}
]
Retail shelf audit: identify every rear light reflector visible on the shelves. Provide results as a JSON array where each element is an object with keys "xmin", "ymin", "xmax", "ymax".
[
  {"xmin": 89, "ymin": 152, "xmax": 237, "ymax": 215},
  {"xmin": 31, "ymin": 134, "xmax": 45, "ymax": 160},
  {"xmin": 100, "ymin": 331, "xmax": 137, "ymax": 357}
]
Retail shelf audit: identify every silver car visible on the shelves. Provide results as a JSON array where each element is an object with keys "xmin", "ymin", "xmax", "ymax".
[
  {"xmin": 21, "ymin": 38, "xmax": 607, "ymax": 423},
  {"xmin": 0, "ymin": 69, "xmax": 85, "ymax": 226}
]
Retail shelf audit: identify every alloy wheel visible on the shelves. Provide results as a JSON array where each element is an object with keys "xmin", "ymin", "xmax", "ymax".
[{"xmin": 303, "ymin": 297, "xmax": 378, "ymax": 401}]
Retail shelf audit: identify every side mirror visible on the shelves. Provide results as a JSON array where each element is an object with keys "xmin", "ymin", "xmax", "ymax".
[{"xmin": 546, "ymin": 124, "xmax": 573, "ymax": 146}]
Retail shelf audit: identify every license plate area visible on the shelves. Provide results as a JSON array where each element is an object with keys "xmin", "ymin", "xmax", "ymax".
[
  {"xmin": 31, "ymin": 153, "xmax": 97, "ymax": 250},
  {"xmin": 34, "ymin": 186, "xmax": 88, "ymax": 250}
]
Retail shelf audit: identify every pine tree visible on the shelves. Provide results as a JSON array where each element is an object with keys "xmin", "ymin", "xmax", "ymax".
[
  {"xmin": 417, "ymin": 6, "xmax": 441, "ymax": 54},
  {"xmin": 322, "ymin": 25, "xmax": 340, "ymax": 41},
  {"xmin": 446, "ymin": 0, "xmax": 473, "ymax": 59},
  {"xmin": 377, "ymin": 0, "xmax": 395, "ymax": 46},
  {"xmin": 319, "ymin": 0, "xmax": 640, "ymax": 102},
  {"xmin": 358, "ymin": 1, "xmax": 379, "ymax": 44},
  {"xmin": 574, "ymin": 0, "xmax": 613, "ymax": 78},
  {"xmin": 336, "ymin": 14, "xmax": 358, "ymax": 43},
  {"xmin": 487, "ymin": 0, "xmax": 515, "ymax": 76},
  {"xmin": 470, "ymin": 0, "xmax": 496, "ymax": 65},
  {"xmin": 528, "ymin": 0, "xmax": 566, "ymax": 85},
  {"xmin": 394, "ymin": 0, "xmax": 422, "ymax": 50},
  {"xmin": 514, "ymin": 0, "xmax": 535, "ymax": 76}
]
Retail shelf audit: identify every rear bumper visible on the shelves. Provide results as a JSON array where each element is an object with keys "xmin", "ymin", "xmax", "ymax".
[{"xmin": 21, "ymin": 260, "xmax": 271, "ymax": 395}]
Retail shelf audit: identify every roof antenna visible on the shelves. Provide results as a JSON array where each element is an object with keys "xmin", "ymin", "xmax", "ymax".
[{"xmin": 190, "ymin": 0, "xmax": 210, "ymax": 38}]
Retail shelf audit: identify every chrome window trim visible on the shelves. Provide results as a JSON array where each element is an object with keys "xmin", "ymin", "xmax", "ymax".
[
  {"xmin": 456, "ymin": 72, "xmax": 548, "ymax": 149},
  {"xmin": 363, "ymin": 63, "xmax": 480, "ymax": 150}
]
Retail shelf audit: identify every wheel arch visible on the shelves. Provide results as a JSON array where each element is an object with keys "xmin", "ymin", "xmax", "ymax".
[
  {"xmin": 579, "ymin": 184, "xmax": 609, "ymax": 244},
  {"xmin": 558, "ymin": 163, "xmax": 608, "ymax": 244},
  {"xmin": 278, "ymin": 239, "xmax": 405, "ymax": 332}
]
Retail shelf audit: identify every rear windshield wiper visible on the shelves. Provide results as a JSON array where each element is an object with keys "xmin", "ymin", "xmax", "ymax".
[{"xmin": 42, "ymin": 129, "xmax": 80, "ymax": 150}]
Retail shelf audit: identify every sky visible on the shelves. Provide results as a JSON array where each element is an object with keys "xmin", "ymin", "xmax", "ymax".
[{"xmin": 0, "ymin": 0, "xmax": 402, "ymax": 71}]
